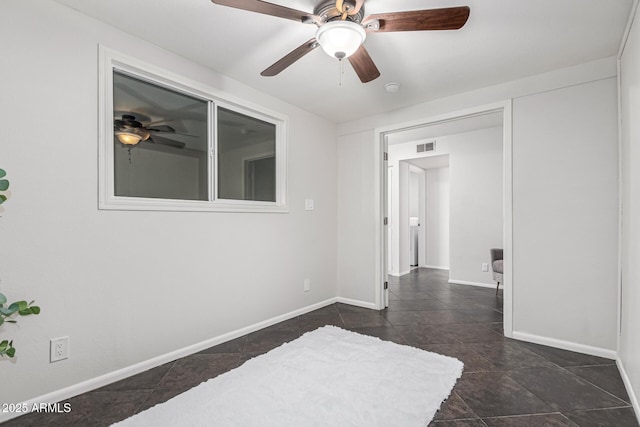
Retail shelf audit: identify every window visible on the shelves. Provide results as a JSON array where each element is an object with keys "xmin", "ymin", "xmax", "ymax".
[
  {"xmin": 99, "ymin": 47, "xmax": 287, "ymax": 212},
  {"xmin": 217, "ymin": 107, "xmax": 277, "ymax": 202}
]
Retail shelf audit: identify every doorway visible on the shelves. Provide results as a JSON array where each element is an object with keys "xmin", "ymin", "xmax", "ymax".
[{"xmin": 375, "ymin": 101, "xmax": 513, "ymax": 338}]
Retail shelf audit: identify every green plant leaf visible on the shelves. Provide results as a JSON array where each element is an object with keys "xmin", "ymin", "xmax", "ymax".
[
  {"xmin": 0, "ymin": 169, "xmax": 5, "ymax": 178},
  {"xmin": 18, "ymin": 309, "xmax": 32, "ymax": 316},
  {"xmin": 0, "ymin": 317, "xmax": 3, "ymax": 326},
  {"xmin": 6, "ymin": 347, "xmax": 15, "ymax": 358},
  {"xmin": 9, "ymin": 301, "xmax": 28, "ymax": 311},
  {"xmin": 31, "ymin": 306, "xmax": 41, "ymax": 314},
  {"xmin": 0, "ymin": 179, "xmax": 8, "ymax": 191},
  {"xmin": 0, "ymin": 340, "xmax": 7, "ymax": 352},
  {"xmin": 0, "ymin": 195, "xmax": 6, "ymax": 204},
  {"xmin": 0, "ymin": 293, "xmax": 6, "ymax": 304},
  {"xmin": 1, "ymin": 306, "xmax": 17, "ymax": 315}
]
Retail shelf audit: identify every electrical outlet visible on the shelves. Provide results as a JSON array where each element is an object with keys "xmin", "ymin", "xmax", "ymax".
[
  {"xmin": 304, "ymin": 278, "xmax": 311, "ymax": 292},
  {"xmin": 50, "ymin": 337, "xmax": 69, "ymax": 363},
  {"xmin": 482, "ymin": 263, "xmax": 489, "ymax": 272}
]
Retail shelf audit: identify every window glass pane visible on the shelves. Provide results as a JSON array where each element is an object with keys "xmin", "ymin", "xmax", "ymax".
[
  {"xmin": 217, "ymin": 107, "xmax": 276, "ymax": 202},
  {"xmin": 113, "ymin": 71, "xmax": 208, "ymax": 200}
]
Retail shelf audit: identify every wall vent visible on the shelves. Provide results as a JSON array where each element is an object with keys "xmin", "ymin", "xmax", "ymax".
[{"xmin": 416, "ymin": 141, "xmax": 436, "ymax": 153}]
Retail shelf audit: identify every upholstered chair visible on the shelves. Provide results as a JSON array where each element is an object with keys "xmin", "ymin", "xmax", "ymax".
[{"xmin": 490, "ymin": 248, "xmax": 503, "ymax": 294}]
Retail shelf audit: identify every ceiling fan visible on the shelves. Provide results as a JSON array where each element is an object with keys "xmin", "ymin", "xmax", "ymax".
[
  {"xmin": 114, "ymin": 114, "xmax": 186, "ymax": 148},
  {"xmin": 210, "ymin": 0, "xmax": 470, "ymax": 83}
]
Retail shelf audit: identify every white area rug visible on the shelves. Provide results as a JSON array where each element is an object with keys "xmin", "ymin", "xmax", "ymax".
[{"xmin": 113, "ymin": 326, "xmax": 463, "ymax": 427}]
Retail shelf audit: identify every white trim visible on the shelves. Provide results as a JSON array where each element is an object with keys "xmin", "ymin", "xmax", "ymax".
[
  {"xmin": 98, "ymin": 45, "xmax": 289, "ymax": 213},
  {"xmin": 336, "ymin": 297, "xmax": 379, "ymax": 310},
  {"xmin": 448, "ymin": 279, "xmax": 497, "ymax": 289},
  {"xmin": 423, "ymin": 265, "xmax": 449, "ymax": 270},
  {"xmin": 512, "ymin": 331, "xmax": 617, "ymax": 360},
  {"xmin": 502, "ymin": 99, "xmax": 514, "ymax": 339},
  {"xmin": 0, "ymin": 298, "xmax": 337, "ymax": 424},
  {"xmin": 373, "ymin": 100, "xmax": 514, "ymax": 341},
  {"xmin": 374, "ymin": 126, "xmax": 385, "ymax": 309},
  {"xmin": 617, "ymin": 358, "xmax": 640, "ymax": 419},
  {"xmin": 618, "ymin": 0, "xmax": 640, "ymax": 59},
  {"xmin": 616, "ymin": 0, "xmax": 639, "ymax": 358},
  {"xmin": 616, "ymin": 7, "xmax": 639, "ymax": 423},
  {"xmin": 617, "ymin": 57, "xmax": 624, "ymax": 346}
]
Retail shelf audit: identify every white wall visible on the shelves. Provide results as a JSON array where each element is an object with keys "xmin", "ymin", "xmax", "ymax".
[
  {"xmin": 397, "ymin": 161, "xmax": 410, "ymax": 274},
  {"xmin": 409, "ymin": 169, "xmax": 420, "ymax": 217},
  {"xmin": 337, "ymin": 129, "xmax": 377, "ymax": 306},
  {"xmin": 512, "ymin": 77, "xmax": 619, "ymax": 352},
  {"xmin": 448, "ymin": 128, "xmax": 503, "ymax": 285},
  {"xmin": 388, "ymin": 127, "xmax": 503, "ymax": 284},
  {"xmin": 425, "ymin": 167, "xmax": 450, "ymax": 269},
  {"xmin": 619, "ymin": 2, "xmax": 640, "ymax": 415},
  {"xmin": 336, "ymin": 57, "xmax": 620, "ymax": 355},
  {"xmin": 0, "ymin": 0, "xmax": 337, "ymax": 408}
]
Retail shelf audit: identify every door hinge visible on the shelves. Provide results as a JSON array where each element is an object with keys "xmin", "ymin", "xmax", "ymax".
[
  {"xmin": 384, "ymin": 152, "xmax": 388, "ymax": 161},
  {"xmin": 384, "ymin": 281, "xmax": 389, "ymax": 290},
  {"xmin": 384, "ymin": 217, "xmax": 388, "ymax": 225}
]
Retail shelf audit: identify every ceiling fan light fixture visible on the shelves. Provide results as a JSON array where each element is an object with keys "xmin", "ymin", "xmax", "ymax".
[
  {"xmin": 115, "ymin": 131, "xmax": 142, "ymax": 146},
  {"xmin": 316, "ymin": 20, "xmax": 366, "ymax": 60}
]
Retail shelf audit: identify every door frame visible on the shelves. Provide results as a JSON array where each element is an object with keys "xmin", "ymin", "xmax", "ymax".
[{"xmin": 373, "ymin": 100, "xmax": 514, "ymax": 338}]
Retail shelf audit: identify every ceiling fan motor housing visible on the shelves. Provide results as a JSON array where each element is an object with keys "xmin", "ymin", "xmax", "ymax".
[{"xmin": 314, "ymin": 0, "xmax": 365, "ymax": 23}]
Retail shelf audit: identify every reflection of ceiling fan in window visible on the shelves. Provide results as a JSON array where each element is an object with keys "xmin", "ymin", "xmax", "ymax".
[
  {"xmin": 114, "ymin": 114, "xmax": 186, "ymax": 148},
  {"xmin": 210, "ymin": 0, "xmax": 470, "ymax": 83}
]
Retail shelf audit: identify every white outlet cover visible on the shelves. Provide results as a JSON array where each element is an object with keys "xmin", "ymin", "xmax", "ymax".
[{"xmin": 50, "ymin": 337, "xmax": 69, "ymax": 362}]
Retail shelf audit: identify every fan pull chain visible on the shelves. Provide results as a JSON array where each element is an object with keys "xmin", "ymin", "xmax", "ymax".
[
  {"xmin": 128, "ymin": 147, "xmax": 132, "ymax": 164},
  {"xmin": 338, "ymin": 59, "xmax": 344, "ymax": 86}
]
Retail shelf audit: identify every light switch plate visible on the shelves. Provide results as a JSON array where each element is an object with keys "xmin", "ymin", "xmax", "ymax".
[{"xmin": 305, "ymin": 199, "xmax": 314, "ymax": 211}]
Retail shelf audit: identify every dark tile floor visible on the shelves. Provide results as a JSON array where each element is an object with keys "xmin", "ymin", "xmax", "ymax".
[{"xmin": 4, "ymin": 268, "xmax": 638, "ymax": 426}]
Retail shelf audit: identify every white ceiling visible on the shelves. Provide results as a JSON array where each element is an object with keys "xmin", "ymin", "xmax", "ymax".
[
  {"xmin": 407, "ymin": 154, "xmax": 450, "ymax": 170},
  {"xmin": 54, "ymin": 0, "xmax": 634, "ymax": 124}
]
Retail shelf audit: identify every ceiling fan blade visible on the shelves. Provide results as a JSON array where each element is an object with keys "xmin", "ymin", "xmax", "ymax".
[
  {"xmin": 261, "ymin": 39, "xmax": 319, "ymax": 77},
  {"xmin": 147, "ymin": 125, "xmax": 176, "ymax": 133},
  {"xmin": 211, "ymin": 0, "xmax": 312, "ymax": 23},
  {"xmin": 148, "ymin": 135, "xmax": 186, "ymax": 149},
  {"xmin": 363, "ymin": 6, "xmax": 470, "ymax": 32},
  {"xmin": 348, "ymin": 45, "xmax": 380, "ymax": 83}
]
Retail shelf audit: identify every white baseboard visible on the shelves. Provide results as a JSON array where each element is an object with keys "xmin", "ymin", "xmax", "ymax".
[
  {"xmin": 617, "ymin": 358, "xmax": 640, "ymax": 421},
  {"xmin": 1, "ymin": 298, "xmax": 339, "ymax": 424},
  {"xmin": 336, "ymin": 297, "xmax": 378, "ymax": 310},
  {"xmin": 448, "ymin": 279, "xmax": 497, "ymax": 289},
  {"xmin": 512, "ymin": 330, "xmax": 617, "ymax": 360},
  {"xmin": 424, "ymin": 265, "xmax": 449, "ymax": 270}
]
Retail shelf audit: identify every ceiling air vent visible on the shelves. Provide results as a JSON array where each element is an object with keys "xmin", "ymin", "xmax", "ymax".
[{"xmin": 416, "ymin": 141, "xmax": 436, "ymax": 153}]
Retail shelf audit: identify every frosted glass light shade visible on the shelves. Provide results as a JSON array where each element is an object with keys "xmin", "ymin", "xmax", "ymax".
[
  {"xmin": 115, "ymin": 131, "xmax": 142, "ymax": 145},
  {"xmin": 316, "ymin": 21, "xmax": 366, "ymax": 59}
]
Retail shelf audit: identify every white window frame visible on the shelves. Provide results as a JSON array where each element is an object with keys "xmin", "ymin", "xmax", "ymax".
[{"xmin": 98, "ymin": 46, "xmax": 288, "ymax": 213}]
